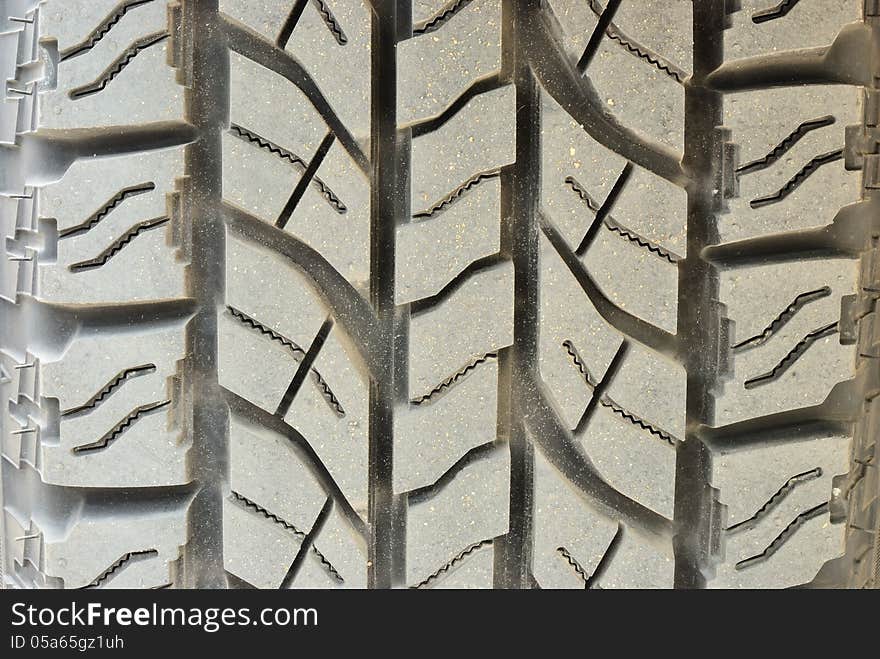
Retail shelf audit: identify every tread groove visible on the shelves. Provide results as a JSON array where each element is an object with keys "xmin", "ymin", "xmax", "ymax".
[
  {"xmin": 72, "ymin": 400, "xmax": 171, "ymax": 454},
  {"xmin": 578, "ymin": 0, "xmax": 624, "ymax": 74},
  {"xmin": 566, "ymin": 170, "xmax": 680, "ymax": 262},
  {"xmin": 410, "ymin": 538, "xmax": 494, "ymax": 588},
  {"xmin": 61, "ymin": 364, "xmax": 157, "ymax": 419},
  {"xmin": 60, "ymin": 0, "xmax": 156, "ymax": 62},
  {"xmin": 752, "ymin": 0, "xmax": 803, "ymax": 24},
  {"xmin": 413, "ymin": 0, "xmax": 474, "ymax": 36},
  {"xmin": 735, "ymin": 501, "xmax": 829, "ymax": 570},
  {"xmin": 69, "ymin": 30, "xmax": 169, "ymax": 99},
  {"xmin": 744, "ymin": 321, "xmax": 839, "ymax": 389},
  {"xmin": 732, "ymin": 287, "xmax": 832, "ymax": 352},
  {"xmin": 750, "ymin": 149, "xmax": 844, "ymax": 209},
  {"xmin": 79, "ymin": 549, "xmax": 159, "ymax": 589},
  {"xmin": 556, "ymin": 546, "xmax": 590, "ymax": 587},
  {"xmin": 726, "ymin": 468, "xmax": 823, "ymax": 534},
  {"xmin": 584, "ymin": 522, "xmax": 625, "ymax": 589},
  {"xmin": 58, "ymin": 183, "xmax": 156, "ymax": 240},
  {"xmin": 736, "ymin": 115, "xmax": 835, "ymax": 176},
  {"xmin": 563, "ymin": 340, "xmax": 678, "ymax": 445},
  {"xmin": 412, "ymin": 169, "xmax": 502, "ymax": 219},
  {"xmin": 68, "ymin": 216, "xmax": 170, "ymax": 272},
  {"xmin": 275, "ymin": 131, "xmax": 336, "ymax": 230},
  {"xmin": 229, "ymin": 124, "xmax": 346, "ymax": 213},
  {"xmin": 410, "ymin": 352, "xmax": 498, "ymax": 406},
  {"xmin": 586, "ymin": 0, "xmax": 687, "ymax": 83},
  {"xmin": 230, "ymin": 491, "xmax": 344, "ymax": 584},
  {"xmin": 227, "ymin": 306, "xmax": 345, "ymax": 417}
]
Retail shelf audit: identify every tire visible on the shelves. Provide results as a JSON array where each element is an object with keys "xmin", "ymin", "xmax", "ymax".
[{"xmin": 0, "ymin": 0, "xmax": 876, "ymax": 589}]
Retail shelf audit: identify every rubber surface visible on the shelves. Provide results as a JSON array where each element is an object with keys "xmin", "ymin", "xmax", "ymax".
[{"xmin": 1, "ymin": 0, "xmax": 878, "ymax": 589}]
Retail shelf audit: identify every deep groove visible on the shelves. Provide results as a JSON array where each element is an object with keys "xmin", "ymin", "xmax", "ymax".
[
  {"xmin": 744, "ymin": 321, "xmax": 839, "ymax": 389},
  {"xmin": 227, "ymin": 306, "xmax": 345, "ymax": 417},
  {"xmin": 80, "ymin": 549, "xmax": 159, "ymax": 589},
  {"xmin": 563, "ymin": 340, "xmax": 678, "ymax": 446},
  {"xmin": 575, "ymin": 161, "xmax": 633, "ymax": 256},
  {"xmin": 565, "ymin": 175, "xmax": 680, "ymax": 263},
  {"xmin": 68, "ymin": 217, "xmax": 169, "ymax": 272},
  {"xmin": 583, "ymin": 523, "xmax": 625, "ymax": 589},
  {"xmin": 577, "ymin": 0, "xmax": 624, "ymax": 74},
  {"xmin": 309, "ymin": 0, "xmax": 348, "ymax": 45},
  {"xmin": 276, "ymin": 131, "xmax": 336, "ymax": 230},
  {"xmin": 230, "ymin": 491, "xmax": 344, "ymax": 583},
  {"xmin": 275, "ymin": 318, "xmax": 334, "ymax": 419},
  {"xmin": 493, "ymin": 0, "xmax": 539, "ymax": 589},
  {"xmin": 586, "ymin": 0, "xmax": 688, "ymax": 83},
  {"xmin": 61, "ymin": 364, "xmax": 157, "ymax": 419},
  {"xmin": 69, "ymin": 31, "xmax": 169, "ymax": 99},
  {"xmin": 732, "ymin": 287, "xmax": 832, "ymax": 351},
  {"xmin": 410, "ymin": 538, "xmax": 494, "ymax": 588},
  {"xmin": 752, "ymin": 0, "xmax": 803, "ymax": 24},
  {"xmin": 413, "ymin": 0, "xmax": 474, "ymax": 36},
  {"xmin": 410, "ymin": 352, "xmax": 498, "ymax": 406},
  {"xmin": 556, "ymin": 546, "xmax": 589, "ymax": 587},
  {"xmin": 180, "ymin": 0, "xmax": 229, "ymax": 587},
  {"xmin": 574, "ymin": 339, "xmax": 628, "ymax": 436},
  {"xmin": 562, "ymin": 339, "xmax": 598, "ymax": 388},
  {"xmin": 277, "ymin": 0, "xmax": 310, "ymax": 49},
  {"xmin": 368, "ymin": 1, "xmax": 408, "ymax": 588},
  {"xmin": 281, "ymin": 497, "xmax": 334, "ymax": 588},
  {"xmin": 736, "ymin": 115, "xmax": 835, "ymax": 176},
  {"xmin": 407, "ymin": 72, "xmax": 506, "ymax": 138},
  {"xmin": 599, "ymin": 397, "xmax": 679, "ymax": 446},
  {"xmin": 726, "ymin": 467, "xmax": 823, "ymax": 534},
  {"xmin": 72, "ymin": 400, "xmax": 171, "ymax": 454},
  {"xmin": 409, "ymin": 254, "xmax": 507, "ymax": 315},
  {"xmin": 735, "ymin": 501, "xmax": 829, "ymax": 570},
  {"xmin": 750, "ymin": 149, "xmax": 844, "ymax": 208},
  {"xmin": 60, "ymin": 0, "xmax": 156, "ymax": 61},
  {"xmin": 672, "ymin": 0, "xmax": 724, "ymax": 589},
  {"xmin": 412, "ymin": 169, "xmax": 502, "ymax": 219},
  {"xmin": 229, "ymin": 124, "xmax": 346, "ymax": 213},
  {"xmin": 406, "ymin": 441, "xmax": 499, "ymax": 504},
  {"xmin": 58, "ymin": 182, "xmax": 156, "ymax": 240}
]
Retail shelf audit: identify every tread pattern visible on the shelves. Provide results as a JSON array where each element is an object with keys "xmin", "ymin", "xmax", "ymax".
[
  {"xmin": 60, "ymin": 0, "xmax": 157, "ymax": 62},
  {"xmin": 58, "ymin": 183, "xmax": 156, "ymax": 240},
  {"xmin": 4, "ymin": 0, "xmax": 875, "ymax": 592},
  {"xmin": 749, "ymin": 149, "xmax": 844, "ymax": 209},
  {"xmin": 743, "ymin": 321, "xmax": 839, "ymax": 389},
  {"xmin": 229, "ymin": 124, "xmax": 347, "ymax": 214},
  {"xmin": 752, "ymin": 0, "xmax": 804, "ymax": 24},
  {"xmin": 412, "ymin": 169, "xmax": 502, "ymax": 219},
  {"xmin": 410, "ymin": 538, "xmax": 495, "ymax": 589},
  {"xmin": 413, "ymin": 0, "xmax": 475, "ymax": 36},
  {"xmin": 735, "ymin": 501, "xmax": 829, "ymax": 570},
  {"xmin": 227, "ymin": 306, "xmax": 346, "ymax": 417},
  {"xmin": 736, "ymin": 116, "xmax": 835, "ymax": 176},
  {"xmin": 61, "ymin": 364, "xmax": 157, "ymax": 419},
  {"xmin": 68, "ymin": 31, "xmax": 170, "ymax": 100},
  {"xmin": 586, "ymin": 0, "xmax": 688, "ymax": 83},
  {"xmin": 565, "ymin": 176, "xmax": 681, "ymax": 263},
  {"xmin": 68, "ymin": 217, "xmax": 169, "ymax": 272},
  {"xmin": 726, "ymin": 468, "xmax": 823, "ymax": 534},
  {"xmin": 731, "ymin": 287, "xmax": 831, "ymax": 352},
  {"xmin": 72, "ymin": 400, "xmax": 171, "ymax": 454},
  {"xmin": 80, "ymin": 549, "xmax": 159, "ymax": 589},
  {"xmin": 230, "ymin": 491, "xmax": 344, "ymax": 584}
]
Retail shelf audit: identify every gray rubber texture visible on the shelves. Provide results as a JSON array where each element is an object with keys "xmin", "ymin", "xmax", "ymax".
[{"xmin": 0, "ymin": 0, "xmax": 878, "ymax": 589}]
